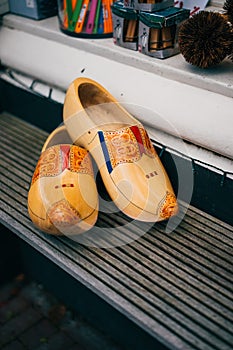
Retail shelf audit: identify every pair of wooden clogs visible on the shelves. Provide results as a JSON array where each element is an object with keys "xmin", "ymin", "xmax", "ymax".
[{"xmin": 28, "ymin": 78, "xmax": 178, "ymax": 235}]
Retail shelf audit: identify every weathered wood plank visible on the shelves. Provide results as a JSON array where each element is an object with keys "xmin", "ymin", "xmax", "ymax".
[
  {"xmin": 0, "ymin": 127, "xmax": 44, "ymax": 152},
  {"xmin": 1, "ymin": 113, "xmax": 233, "ymax": 350},
  {"xmin": 2, "ymin": 113, "xmax": 48, "ymax": 138},
  {"xmin": 184, "ymin": 205, "xmax": 233, "ymax": 234},
  {"xmin": 0, "ymin": 205, "xmax": 204, "ymax": 350}
]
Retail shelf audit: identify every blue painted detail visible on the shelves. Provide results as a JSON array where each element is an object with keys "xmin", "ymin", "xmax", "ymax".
[{"xmin": 98, "ymin": 131, "xmax": 113, "ymax": 174}]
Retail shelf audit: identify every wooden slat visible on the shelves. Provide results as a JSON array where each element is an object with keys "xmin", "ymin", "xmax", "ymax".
[
  {"xmin": 0, "ymin": 126, "xmax": 44, "ymax": 151},
  {"xmin": 107, "ymin": 212, "xmax": 233, "ymax": 292},
  {"xmin": 185, "ymin": 205, "xmax": 233, "ymax": 234},
  {"xmin": 1, "ymin": 161, "xmax": 32, "ymax": 184},
  {"xmin": 60, "ymin": 238, "xmax": 233, "ymax": 338},
  {"xmin": 181, "ymin": 216, "xmax": 233, "ymax": 247},
  {"xmin": 0, "ymin": 113, "xmax": 48, "ymax": 138},
  {"xmin": 0, "ymin": 153, "xmax": 34, "ymax": 177},
  {"xmin": 1, "ymin": 113, "xmax": 233, "ymax": 350},
  {"xmin": 0, "ymin": 132, "xmax": 42, "ymax": 162}
]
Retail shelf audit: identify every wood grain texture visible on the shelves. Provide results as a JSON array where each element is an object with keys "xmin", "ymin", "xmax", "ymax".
[{"xmin": 1, "ymin": 113, "xmax": 233, "ymax": 350}]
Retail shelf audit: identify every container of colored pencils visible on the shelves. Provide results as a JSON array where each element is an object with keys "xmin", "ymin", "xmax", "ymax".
[{"xmin": 57, "ymin": 0, "xmax": 113, "ymax": 37}]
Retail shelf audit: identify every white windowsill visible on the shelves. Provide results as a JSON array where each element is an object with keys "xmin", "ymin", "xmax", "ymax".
[
  {"xmin": 1, "ymin": 13, "xmax": 232, "ymax": 98},
  {"xmin": 0, "ymin": 12, "xmax": 232, "ymax": 166}
]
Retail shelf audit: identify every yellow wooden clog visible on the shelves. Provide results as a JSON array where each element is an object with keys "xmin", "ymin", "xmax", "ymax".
[
  {"xmin": 28, "ymin": 125, "xmax": 98, "ymax": 235},
  {"xmin": 63, "ymin": 77, "xmax": 178, "ymax": 222}
]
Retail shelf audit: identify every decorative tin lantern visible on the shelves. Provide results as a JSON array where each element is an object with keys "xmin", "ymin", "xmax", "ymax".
[
  {"xmin": 124, "ymin": 0, "xmax": 174, "ymax": 13},
  {"xmin": 138, "ymin": 7, "xmax": 190, "ymax": 58},
  {"xmin": 112, "ymin": 1, "xmax": 139, "ymax": 50}
]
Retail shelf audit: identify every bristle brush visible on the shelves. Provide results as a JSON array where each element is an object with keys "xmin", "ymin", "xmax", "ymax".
[
  {"xmin": 224, "ymin": 0, "xmax": 233, "ymax": 60},
  {"xmin": 178, "ymin": 1, "xmax": 233, "ymax": 68},
  {"xmin": 223, "ymin": 0, "xmax": 233, "ymax": 24}
]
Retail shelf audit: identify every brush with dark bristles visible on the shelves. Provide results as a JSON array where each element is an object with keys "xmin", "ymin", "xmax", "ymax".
[
  {"xmin": 178, "ymin": 11, "xmax": 233, "ymax": 68},
  {"xmin": 224, "ymin": 0, "xmax": 233, "ymax": 24},
  {"xmin": 224, "ymin": 0, "xmax": 233, "ymax": 61}
]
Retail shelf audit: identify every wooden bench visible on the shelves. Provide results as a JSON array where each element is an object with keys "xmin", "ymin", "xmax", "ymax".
[{"xmin": 1, "ymin": 111, "xmax": 233, "ymax": 350}]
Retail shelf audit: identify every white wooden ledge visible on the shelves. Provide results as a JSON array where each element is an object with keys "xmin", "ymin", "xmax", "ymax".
[{"xmin": 0, "ymin": 13, "xmax": 232, "ymax": 160}]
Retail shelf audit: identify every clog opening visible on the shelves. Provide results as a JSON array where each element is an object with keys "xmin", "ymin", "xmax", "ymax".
[
  {"xmin": 78, "ymin": 82, "xmax": 137, "ymax": 129},
  {"xmin": 79, "ymin": 83, "xmax": 111, "ymax": 108},
  {"xmin": 44, "ymin": 126, "xmax": 72, "ymax": 150}
]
